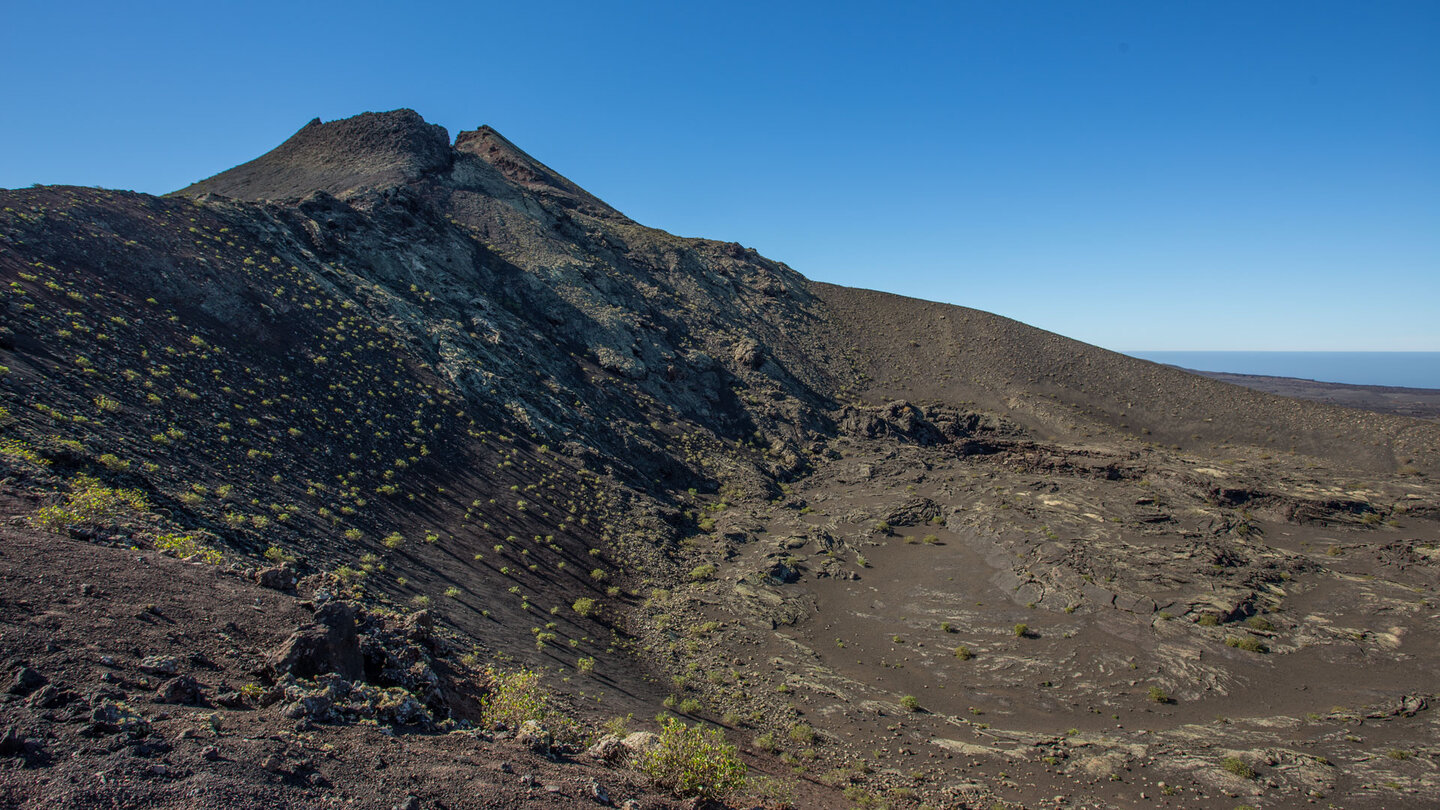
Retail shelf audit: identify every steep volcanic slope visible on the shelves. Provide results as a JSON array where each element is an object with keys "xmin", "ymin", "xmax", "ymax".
[
  {"xmin": 817, "ymin": 284, "xmax": 1440, "ymax": 475},
  {"xmin": 3, "ymin": 110, "xmax": 1439, "ymax": 809},
  {"xmin": 0, "ymin": 182, "xmax": 658, "ymax": 698},
  {"xmin": 178, "ymin": 111, "xmax": 853, "ymax": 480}
]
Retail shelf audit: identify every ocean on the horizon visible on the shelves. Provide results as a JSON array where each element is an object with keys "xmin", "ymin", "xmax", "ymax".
[{"xmin": 1120, "ymin": 351, "xmax": 1440, "ymax": 391}]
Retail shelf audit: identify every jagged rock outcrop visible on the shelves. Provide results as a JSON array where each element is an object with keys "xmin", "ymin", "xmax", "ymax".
[{"xmin": 269, "ymin": 602, "xmax": 365, "ymax": 682}]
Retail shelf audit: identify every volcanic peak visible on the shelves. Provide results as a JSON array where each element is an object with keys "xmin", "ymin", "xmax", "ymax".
[
  {"xmin": 174, "ymin": 108, "xmax": 453, "ymax": 201},
  {"xmin": 455, "ymin": 124, "xmax": 622, "ymax": 219}
]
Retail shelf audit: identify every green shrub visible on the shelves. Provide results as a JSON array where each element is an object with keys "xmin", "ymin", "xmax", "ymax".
[
  {"xmin": 1245, "ymin": 615, "xmax": 1274, "ymax": 632},
  {"xmin": 264, "ymin": 545, "xmax": 296, "ymax": 564},
  {"xmin": 1221, "ymin": 756, "xmax": 1256, "ymax": 779},
  {"xmin": 954, "ymin": 645, "xmax": 974, "ymax": 660},
  {"xmin": 787, "ymin": 722, "xmax": 815, "ymax": 744},
  {"xmin": 479, "ymin": 666, "xmax": 546, "ymax": 728},
  {"xmin": 637, "ymin": 716, "xmax": 746, "ymax": 800},
  {"xmin": 30, "ymin": 474, "xmax": 148, "ymax": 532},
  {"xmin": 572, "ymin": 597, "xmax": 597, "ymax": 617},
  {"xmin": 154, "ymin": 532, "xmax": 223, "ymax": 564},
  {"xmin": 1013, "ymin": 623, "xmax": 1029, "ymax": 638},
  {"xmin": 1224, "ymin": 635, "xmax": 1268, "ymax": 653},
  {"xmin": 0, "ymin": 438, "xmax": 49, "ymax": 468},
  {"xmin": 96, "ymin": 453, "xmax": 130, "ymax": 471},
  {"xmin": 900, "ymin": 695, "xmax": 921, "ymax": 712},
  {"xmin": 602, "ymin": 714, "xmax": 633, "ymax": 737},
  {"xmin": 1147, "ymin": 686, "xmax": 1170, "ymax": 703},
  {"xmin": 688, "ymin": 563, "xmax": 717, "ymax": 582}
]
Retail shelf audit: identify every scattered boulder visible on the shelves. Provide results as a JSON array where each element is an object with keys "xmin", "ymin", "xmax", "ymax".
[
  {"xmin": 88, "ymin": 700, "xmax": 148, "ymax": 735},
  {"xmin": 734, "ymin": 339, "xmax": 764, "ymax": 369},
  {"xmin": 276, "ymin": 673, "xmax": 433, "ymax": 728},
  {"xmin": 620, "ymin": 731, "xmax": 660, "ymax": 758},
  {"xmin": 585, "ymin": 734, "xmax": 628, "ymax": 764},
  {"xmin": 515, "ymin": 720, "xmax": 551, "ymax": 754},
  {"xmin": 255, "ymin": 565, "xmax": 298, "ymax": 592},
  {"xmin": 214, "ymin": 689, "xmax": 247, "ymax": 709},
  {"xmin": 1366, "ymin": 694, "xmax": 1429, "ymax": 719},
  {"xmin": 362, "ymin": 611, "xmax": 445, "ymax": 709},
  {"xmin": 26, "ymin": 684, "xmax": 68, "ymax": 709},
  {"xmin": 9, "ymin": 666, "xmax": 45, "ymax": 695},
  {"xmin": 883, "ymin": 496, "xmax": 942, "ymax": 527},
  {"xmin": 594, "ymin": 345, "xmax": 648, "ymax": 379},
  {"xmin": 840, "ymin": 401, "xmax": 944, "ymax": 445},
  {"xmin": 0, "ymin": 726, "xmax": 26, "ymax": 756},
  {"xmin": 269, "ymin": 601, "xmax": 364, "ymax": 681},
  {"xmin": 283, "ymin": 693, "xmax": 332, "ymax": 720},
  {"xmin": 375, "ymin": 690, "xmax": 431, "ymax": 726},
  {"xmin": 766, "ymin": 559, "xmax": 800, "ymax": 584},
  {"xmin": 154, "ymin": 675, "xmax": 204, "ymax": 705},
  {"xmin": 139, "ymin": 655, "xmax": 181, "ymax": 676},
  {"xmin": 400, "ymin": 609, "xmax": 443, "ymax": 655},
  {"xmin": 0, "ymin": 725, "xmax": 44, "ymax": 765}
]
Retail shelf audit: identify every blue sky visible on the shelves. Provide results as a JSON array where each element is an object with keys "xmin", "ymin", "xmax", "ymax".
[{"xmin": 2, "ymin": 1, "xmax": 1435, "ymax": 351}]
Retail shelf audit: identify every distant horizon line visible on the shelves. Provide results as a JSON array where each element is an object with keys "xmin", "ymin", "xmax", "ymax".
[{"xmin": 1114, "ymin": 349, "xmax": 1440, "ymax": 354}]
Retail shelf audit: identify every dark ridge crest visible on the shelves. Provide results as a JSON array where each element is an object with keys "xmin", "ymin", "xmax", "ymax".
[
  {"xmin": 173, "ymin": 109, "xmax": 452, "ymax": 201},
  {"xmin": 454, "ymin": 125, "xmax": 623, "ymax": 218}
]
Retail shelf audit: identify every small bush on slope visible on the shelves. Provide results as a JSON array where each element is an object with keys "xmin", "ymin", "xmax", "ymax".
[
  {"xmin": 637, "ymin": 716, "xmax": 746, "ymax": 801},
  {"xmin": 29, "ymin": 473, "xmax": 147, "ymax": 533}
]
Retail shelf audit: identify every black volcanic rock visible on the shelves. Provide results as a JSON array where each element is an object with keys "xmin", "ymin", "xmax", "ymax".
[{"xmin": 269, "ymin": 602, "xmax": 364, "ymax": 682}]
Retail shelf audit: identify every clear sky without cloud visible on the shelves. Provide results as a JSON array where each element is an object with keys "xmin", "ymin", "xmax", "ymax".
[{"xmin": 2, "ymin": 1, "xmax": 1435, "ymax": 351}]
